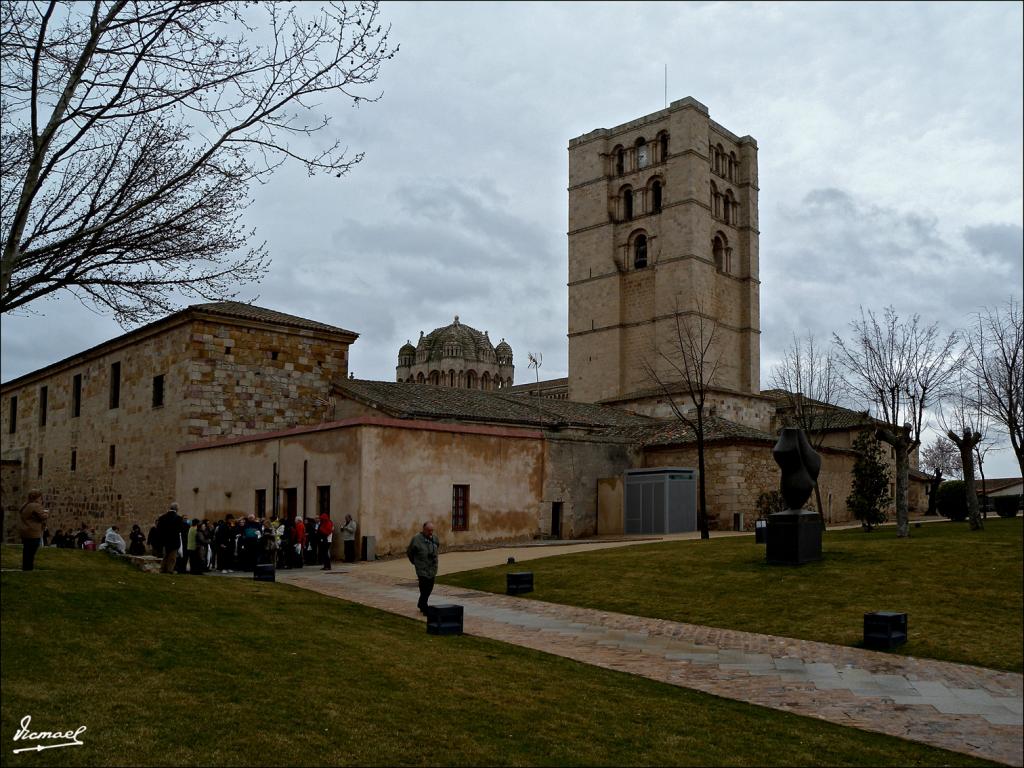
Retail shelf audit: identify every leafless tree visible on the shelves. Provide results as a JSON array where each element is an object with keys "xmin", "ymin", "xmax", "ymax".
[
  {"xmin": 1, "ymin": 1, "xmax": 397, "ymax": 324},
  {"xmin": 965, "ymin": 298, "xmax": 1024, "ymax": 477},
  {"xmin": 919, "ymin": 435, "xmax": 960, "ymax": 516},
  {"xmin": 642, "ymin": 305, "xmax": 721, "ymax": 540},
  {"xmin": 834, "ymin": 306, "xmax": 960, "ymax": 538},
  {"xmin": 939, "ymin": 369, "xmax": 991, "ymax": 530},
  {"xmin": 768, "ymin": 331, "xmax": 847, "ymax": 527}
]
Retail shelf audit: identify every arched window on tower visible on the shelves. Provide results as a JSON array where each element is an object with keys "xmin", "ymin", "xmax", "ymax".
[
  {"xmin": 481, "ymin": 372, "xmax": 491, "ymax": 390},
  {"xmin": 615, "ymin": 146, "xmax": 625, "ymax": 177},
  {"xmin": 715, "ymin": 144, "xmax": 725, "ymax": 176},
  {"xmin": 659, "ymin": 132, "xmax": 669, "ymax": 163},
  {"xmin": 429, "ymin": 370, "xmax": 440, "ymax": 385},
  {"xmin": 416, "ymin": 373, "xmax": 424, "ymax": 384},
  {"xmin": 448, "ymin": 370, "xmax": 456, "ymax": 387},
  {"xmin": 636, "ymin": 137, "xmax": 649, "ymax": 169},
  {"xmin": 723, "ymin": 190, "xmax": 734, "ymax": 225},
  {"xmin": 710, "ymin": 181, "xmax": 720, "ymax": 218},
  {"xmin": 623, "ymin": 187, "xmax": 633, "ymax": 220},
  {"xmin": 634, "ymin": 234, "xmax": 648, "ymax": 269},
  {"xmin": 651, "ymin": 180, "xmax": 662, "ymax": 214},
  {"xmin": 712, "ymin": 232, "xmax": 728, "ymax": 273},
  {"xmin": 729, "ymin": 151, "xmax": 737, "ymax": 181},
  {"xmin": 466, "ymin": 370, "xmax": 477, "ymax": 389}
]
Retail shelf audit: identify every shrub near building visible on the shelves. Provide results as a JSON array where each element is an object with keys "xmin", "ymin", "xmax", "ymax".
[{"xmin": 937, "ymin": 480, "xmax": 968, "ymax": 521}]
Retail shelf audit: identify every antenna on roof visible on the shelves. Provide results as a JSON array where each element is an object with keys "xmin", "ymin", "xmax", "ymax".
[
  {"xmin": 664, "ymin": 64, "xmax": 667, "ymax": 108},
  {"xmin": 527, "ymin": 352, "xmax": 543, "ymax": 397}
]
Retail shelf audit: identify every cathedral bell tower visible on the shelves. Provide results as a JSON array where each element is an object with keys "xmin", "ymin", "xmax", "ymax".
[{"xmin": 566, "ymin": 97, "xmax": 760, "ymax": 406}]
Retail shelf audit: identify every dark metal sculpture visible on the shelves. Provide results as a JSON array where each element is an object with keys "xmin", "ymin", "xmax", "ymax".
[
  {"xmin": 772, "ymin": 427, "xmax": 822, "ymax": 510},
  {"xmin": 766, "ymin": 427, "xmax": 823, "ymax": 565}
]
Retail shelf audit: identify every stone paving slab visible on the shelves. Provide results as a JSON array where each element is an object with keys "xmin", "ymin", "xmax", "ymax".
[{"xmin": 273, "ymin": 569, "xmax": 1024, "ymax": 767}]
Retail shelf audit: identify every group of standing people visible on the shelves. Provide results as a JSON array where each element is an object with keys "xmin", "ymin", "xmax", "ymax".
[
  {"xmin": 17, "ymin": 492, "xmax": 439, "ymax": 621},
  {"xmin": 151, "ymin": 504, "xmax": 358, "ymax": 575}
]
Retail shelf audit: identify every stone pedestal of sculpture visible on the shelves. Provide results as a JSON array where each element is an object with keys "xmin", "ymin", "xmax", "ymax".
[{"xmin": 766, "ymin": 427, "xmax": 823, "ymax": 566}]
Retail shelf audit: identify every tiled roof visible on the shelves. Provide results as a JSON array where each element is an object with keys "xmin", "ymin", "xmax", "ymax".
[
  {"xmin": 332, "ymin": 379, "xmax": 778, "ymax": 450},
  {"xmin": 332, "ymin": 379, "xmax": 655, "ymax": 431},
  {"xmin": 507, "ymin": 377, "xmax": 569, "ymax": 394},
  {"xmin": 760, "ymin": 388, "xmax": 874, "ymax": 431},
  {"xmin": 978, "ymin": 477, "xmax": 1023, "ymax": 495},
  {"xmin": 192, "ymin": 302, "xmax": 357, "ymax": 337},
  {"xmin": 625, "ymin": 414, "xmax": 776, "ymax": 449}
]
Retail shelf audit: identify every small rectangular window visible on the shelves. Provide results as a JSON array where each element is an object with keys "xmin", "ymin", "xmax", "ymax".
[
  {"xmin": 39, "ymin": 386, "xmax": 48, "ymax": 427},
  {"xmin": 72, "ymin": 373, "xmax": 82, "ymax": 418},
  {"xmin": 152, "ymin": 374, "xmax": 165, "ymax": 408},
  {"xmin": 317, "ymin": 485, "xmax": 331, "ymax": 518},
  {"xmin": 7, "ymin": 395, "xmax": 16, "ymax": 434},
  {"xmin": 283, "ymin": 487, "xmax": 297, "ymax": 519},
  {"xmin": 70, "ymin": 449, "xmax": 77, "ymax": 472},
  {"xmin": 452, "ymin": 484, "xmax": 469, "ymax": 531},
  {"xmin": 255, "ymin": 489, "xmax": 267, "ymax": 518},
  {"xmin": 37, "ymin": 454, "xmax": 43, "ymax": 478},
  {"xmin": 109, "ymin": 362, "xmax": 121, "ymax": 409},
  {"xmin": 109, "ymin": 444, "xmax": 116, "ymax": 468}
]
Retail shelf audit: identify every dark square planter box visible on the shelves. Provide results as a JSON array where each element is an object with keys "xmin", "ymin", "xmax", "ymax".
[
  {"xmin": 426, "ymin": 604, "xmax": 464, "ymax": 636},
  {"xmin": 754, "ymin": 519, "xmax": 767, "ymax": 544},
  {"xmin": 864, "ymin": 611, "xmax": 908, "ymax": 649},
  {"xmin": 253, "ymin": 563, "xmax": 275, "ymax": 582},
  {"xmin": 506, "ymin": 571, "xmax": 534, "ymax": 595},
  {"xmin": 765, "ymin": 510, "xmax": 821, "ymax": 565}
]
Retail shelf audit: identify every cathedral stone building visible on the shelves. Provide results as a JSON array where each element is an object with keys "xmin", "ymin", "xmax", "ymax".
[
  {"xmin": 3, "ymin": 97, "xmax": 927, "ymax": 557},
  {"xmin": 568, "ymin": 96, "xmax": 760, "ymax": 417},
  {"xmin": 396, "ymin": 316, "xmax": 514, "ymax": 390}
]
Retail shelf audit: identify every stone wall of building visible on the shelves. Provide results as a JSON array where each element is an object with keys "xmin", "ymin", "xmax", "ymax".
[
  {"xmin": 616, "ymin": 389, "xmax": 776, "ymax": 431},
  {"xmin": 540, "ymin": 436, "xmax": 640, "ymax": 538},
  {"xmin": 643, "ymin": 441, "xmax": 859, "ymax": 530},
  {"xmin": 567, "ymin": 97, "xmax": 760, "ymax": 405},
  {"xmin": 1, "ymin": 311, "xmax": 354, "ymax": 538},
  {"xmin": 1, "ymin": 323, "xmax": 193, "ymax": 536},
  {"xmin": 185, "ymin": 318, "xmax": 349, "ymax": 439},
  {"xmin": 177, "ymin": 417, "xmax": 548, "ymax": 558},
  {"xmin": 2, "ymin": 459, "xmax": 25, "ymax": 542}
]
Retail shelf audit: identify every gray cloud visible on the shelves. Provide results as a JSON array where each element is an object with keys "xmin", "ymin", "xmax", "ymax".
[{"xmin": 764, "ymin": 187, "xmax": 1021, "ymax": 345}]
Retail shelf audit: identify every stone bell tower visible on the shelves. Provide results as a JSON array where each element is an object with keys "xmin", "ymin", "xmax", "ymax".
[{"xmin": 566, "ymin": 97, "xmax": 760, "ymax": 407}]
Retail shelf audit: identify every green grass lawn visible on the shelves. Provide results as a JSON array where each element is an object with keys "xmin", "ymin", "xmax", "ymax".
[
  {"xmin": 0, "ymin": 547, "xmax": 996, "ymax": 767},
  {"xmin": 442, "ymin": 517, "xmax": 1024, "ymax": 673}
]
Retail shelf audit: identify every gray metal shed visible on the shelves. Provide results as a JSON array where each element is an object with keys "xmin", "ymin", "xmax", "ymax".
[{"xmin": 624, "ymin": 467, "xmax": 697, "ymax": 534}]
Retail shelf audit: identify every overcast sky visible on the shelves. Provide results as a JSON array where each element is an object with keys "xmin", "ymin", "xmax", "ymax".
[{"xmin": 2, "ymin": 1, "xmax": 1022, "ymax": 474}]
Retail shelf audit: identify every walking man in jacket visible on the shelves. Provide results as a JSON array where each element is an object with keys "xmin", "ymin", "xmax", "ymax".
[
  {"xmin": 18, "ymin": 490, "xmax": 48, "ymax": 571},
  {"xmin": 407, "ymin": 521, "xmax": 439, "ymax": 615}
]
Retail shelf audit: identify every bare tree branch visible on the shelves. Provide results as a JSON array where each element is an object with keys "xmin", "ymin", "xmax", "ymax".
[
  {"xmin": 641, "ymin": 301, "xmax": 721, "ymax": 539},
  {"xmin": 1, "ymin": 1, "xmax": 398, "ymax": 324},
  {"xmin": 965, "ymin": 298, "xmax": 1024, "ymax": 477},
  {"xmin": 833, "ymin": 306, "xmax": 960, "ymax": 537},
  {"xmin": 768, "ymin": 331, "xmax": 848, "ymax": 526}
]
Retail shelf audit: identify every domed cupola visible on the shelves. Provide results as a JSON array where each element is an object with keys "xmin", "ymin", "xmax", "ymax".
[
  {"xmin": 397, "ymin": 315, "xmax": 514, "ymax": 390},
  {"xmin": 398, "ymin": 340, "xmax": 415, "ymax": 367},
  {"xmin": 495, "ymin": 339, "xmax": 513, "ymax": 366}
]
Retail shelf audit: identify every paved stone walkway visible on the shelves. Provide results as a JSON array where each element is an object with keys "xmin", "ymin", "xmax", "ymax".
[{"xmin": 276, "ymin": 568, "xmax": 1023, "ymax": 767}]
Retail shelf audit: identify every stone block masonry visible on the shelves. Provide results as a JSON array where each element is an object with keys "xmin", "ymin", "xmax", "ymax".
[{"xmin": 1, "ymin": 303, "xmax": 356, "ymax": 538}]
